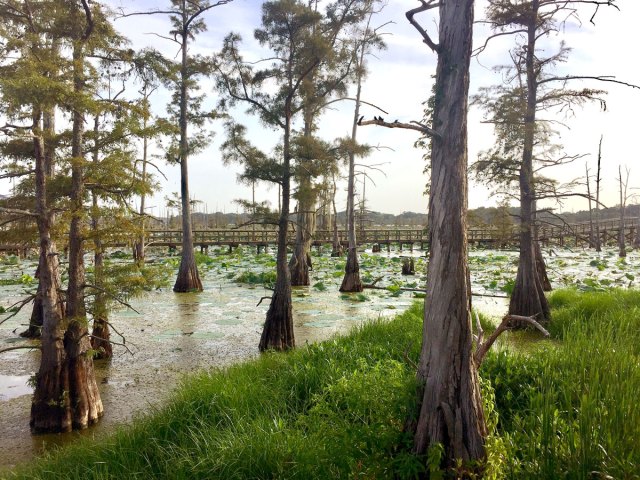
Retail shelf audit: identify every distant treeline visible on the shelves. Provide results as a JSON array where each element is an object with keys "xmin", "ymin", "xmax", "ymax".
[{"xmin": 153, "ymin": 204, "xmax": 640, "ymax": 229}]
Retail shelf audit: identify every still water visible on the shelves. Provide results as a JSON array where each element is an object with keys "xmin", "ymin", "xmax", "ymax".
[{"xmin": 0, "ymin": 247, "xmax": 440, "ymax": 469}]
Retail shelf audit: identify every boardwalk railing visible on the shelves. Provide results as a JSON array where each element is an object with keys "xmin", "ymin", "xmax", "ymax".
[{"xmin": 1, "ymin": 217, "xmax": 639, "ymax": 253}]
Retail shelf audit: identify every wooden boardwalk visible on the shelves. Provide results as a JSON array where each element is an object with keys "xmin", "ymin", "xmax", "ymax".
[{"xmin": 1, "ymin": 217, "xmax": 639, "ymax": 255}]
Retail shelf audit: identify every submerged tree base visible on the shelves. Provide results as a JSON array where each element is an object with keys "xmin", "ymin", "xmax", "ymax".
[
  {"xmin": 340, "ymin": 248, "xmax": 363, "ymax": 293},
  {"xmin": 259, "ymin": 288, "xmax": 294, "ymax": 352},
  {"xmin": 173, "ymin": 258, "xmax": 203, "ymax": 293}
]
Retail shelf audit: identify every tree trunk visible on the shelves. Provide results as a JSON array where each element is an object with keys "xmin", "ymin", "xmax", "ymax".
[
  {"xmin": 90, "ymin": 115, "xmax": 112, "ymax": 360},
  {"xmin": 586, "ymin": 162, "xmax": 596, "ymax": 248},
  {"xmin": 23, "ymin": 107, "xmax": 60, "ymax": 338},
  {"xmin": 411, "ymin": 0, "xmax": 487, "ymax": 469},
  {"xmin": 30, "ymin": 108, "xmax": 69, "ymax": 432},
  {"xmin": 595, "ymin": 136, "xmax": 602, "ymax": 252},
  {"xmin": 289, "ymin": 202, "xmax": 315, "ymax": 286},
  {"xmin": 133, "ymin": 89, "xmax": 149, "ymax": 266},
  {"xmin": 331, "ymin": 177, "xmax": 343, "ymax": 257},
  {"xmin": 618, "ymin": 165, "xmax": 627, "ymax": 258},
  {"xmin": 259, "ymin": 113, "xmax": 294, "ymax": 351},
  {"xmin": 340, "ymin": 30, "xmax": 366, "ymax": 293},
  {"xmin": 533, "ymin": 202, "xmax": 551, "ymax": 292},
  {"xmin": 173, "ymin": 19, "xmax": 203, "ymax": 292},
  {"xmin": 508, "ymin": 0, "xmax": 550, "ymax": 323},
  {"xmin": 32, "ymin": 40, "xmax": 103, "ymax": 431}
]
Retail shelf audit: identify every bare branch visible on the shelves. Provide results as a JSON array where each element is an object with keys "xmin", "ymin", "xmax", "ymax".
[
  {"xmin": 406, "ymin": 0, "xmax": 440, "ymax": 53},
  {"xmin": 538, "ymin": 75, "xmax": 640, "ymax": 89},
  {"xmin": 0, "ymin": 207, "xmax": 37, "ymax": 218},
  {"xmin": 474, "ymin": 314, "xmax": 550, "ymax": 366},
  {"xmin": 359, "ymin": 117, "xmax": 440, "ymax": 138}
]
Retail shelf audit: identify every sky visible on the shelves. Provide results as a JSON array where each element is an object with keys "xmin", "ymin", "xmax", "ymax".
[{"xmin": 8, "ymin": 0, "xmax": 640, "ymax": 217}]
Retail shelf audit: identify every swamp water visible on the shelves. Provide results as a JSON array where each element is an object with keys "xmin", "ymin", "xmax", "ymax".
[{"xmin": 1, "ymin": 246, "xmax": 638, "ymax": 469}]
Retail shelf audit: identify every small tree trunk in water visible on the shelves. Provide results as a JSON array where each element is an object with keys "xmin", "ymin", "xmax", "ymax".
[
  {"xmin": 618, "ymin": 165, "xmax": 627, "ymax": 258},
  {"xmin": 508, "ymin": 0, "xmax": 550, "ymax": 323},
  {"xmin": 259, "ymin": 114, "xmax": 294, "ymax": 351},
  {"xmin": 331, "ymin": 177, "xmax": 343, "ymax": 257},
  {"xmin": 173, "ymin": 21, "xmax": 202, "ymax": 292},
  {"xmin": 595, "ymin": 136, "xmax": 603, "ymax": 252},
  {"xmin": 586, "ymin": 162, "xmax": 596, "ymax": 248},
  {"xmin": 289, "ymin": 205, "xmax": 315, "ymax": 286},
  {"xmin": 411, "ymin": 0, "xmax": 487, "ymax": 469}
]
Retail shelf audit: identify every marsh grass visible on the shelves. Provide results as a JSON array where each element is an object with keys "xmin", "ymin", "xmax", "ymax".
[{"xmin": 482, "ymin": 288, "xmax": 640, "ymax": 479}]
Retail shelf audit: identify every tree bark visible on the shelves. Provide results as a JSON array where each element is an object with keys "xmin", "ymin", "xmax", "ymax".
[
  {"xmin": 411, "ymin": 0, "xmax": 487, "ymax": 469},
  {"xmin": 173, "ymin": 7, "xmax": 203, "ymax": 293},
  {"xmin": 259, "ymin": 111, "xmax": 294, "ymax": 351},
  {"xmin": 508, "ymin": 0, "xmax": 550, "ymax": 323}
]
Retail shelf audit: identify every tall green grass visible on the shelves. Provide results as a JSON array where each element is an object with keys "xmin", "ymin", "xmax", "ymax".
[{"xmin": 482, "ymin": 288, "xmax": 640, "ymax": 479}]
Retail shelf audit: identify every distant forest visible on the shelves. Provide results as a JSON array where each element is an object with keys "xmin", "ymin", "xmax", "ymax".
[{"xmin": 158, "ymin": 204, "xmax": 640, "ymax": 229}]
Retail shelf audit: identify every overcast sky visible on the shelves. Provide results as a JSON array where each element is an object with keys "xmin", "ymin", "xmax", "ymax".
[{"xmin": 14, "ymin": 0, "xmax": 640, "ymax": 217}]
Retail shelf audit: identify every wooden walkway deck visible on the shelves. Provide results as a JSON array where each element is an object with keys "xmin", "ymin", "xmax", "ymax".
[{"xmin": 1, "ymin": 217, "xmax": 638, "ymax": 255}]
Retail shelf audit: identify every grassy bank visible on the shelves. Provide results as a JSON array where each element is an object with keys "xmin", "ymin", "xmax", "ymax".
[
  {"xmin": 482, "ymin": 288, "xmax": 640, "ymax": 478},
  {"xmin": 6, "ymin": 289, "xmax": 640, "ymax": 479}
]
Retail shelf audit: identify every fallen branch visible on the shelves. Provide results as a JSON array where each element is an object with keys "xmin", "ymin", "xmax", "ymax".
[
  {"xmin": 0, "ymin": 294, "xmax": 36, "ymax": 327},
  {"xmin": 474, "ymin": 313, "xmax": 550, "ymax": 366},
  {"xmin": 256, "ymin": 296, "xmax": 271, "ymax": 307},
  {"xmin": 0, "ymin": 344, "xmax": 41, "ymax": 355},
  {"xmin": 87, "ymin": 334, "xmax": 134, "ymax": 356}
]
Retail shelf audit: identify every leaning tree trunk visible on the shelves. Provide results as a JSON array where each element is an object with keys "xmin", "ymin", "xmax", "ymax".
[
  {"xmin": 508, "ymin": 0, "xmax": 550, "ymax": 323},
  {"xmin": 411, "ymin": 0, "xmax": 487, "ymax": 469},
  {"xmin": 259, "ymin": 114, "xmax": 294, "ymax": 351},
  {"xmin": 173, "ymin": 24, "xmax": 202, "ymax": 292}
]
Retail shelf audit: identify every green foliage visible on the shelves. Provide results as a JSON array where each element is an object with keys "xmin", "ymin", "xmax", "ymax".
[
  {"xmin": 234, "ymin": 270, "xmax": 276, "ymax": 286},
  {"xmin": 482, "ymin": 288, "xmax": 640, "ymax": 478}
]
